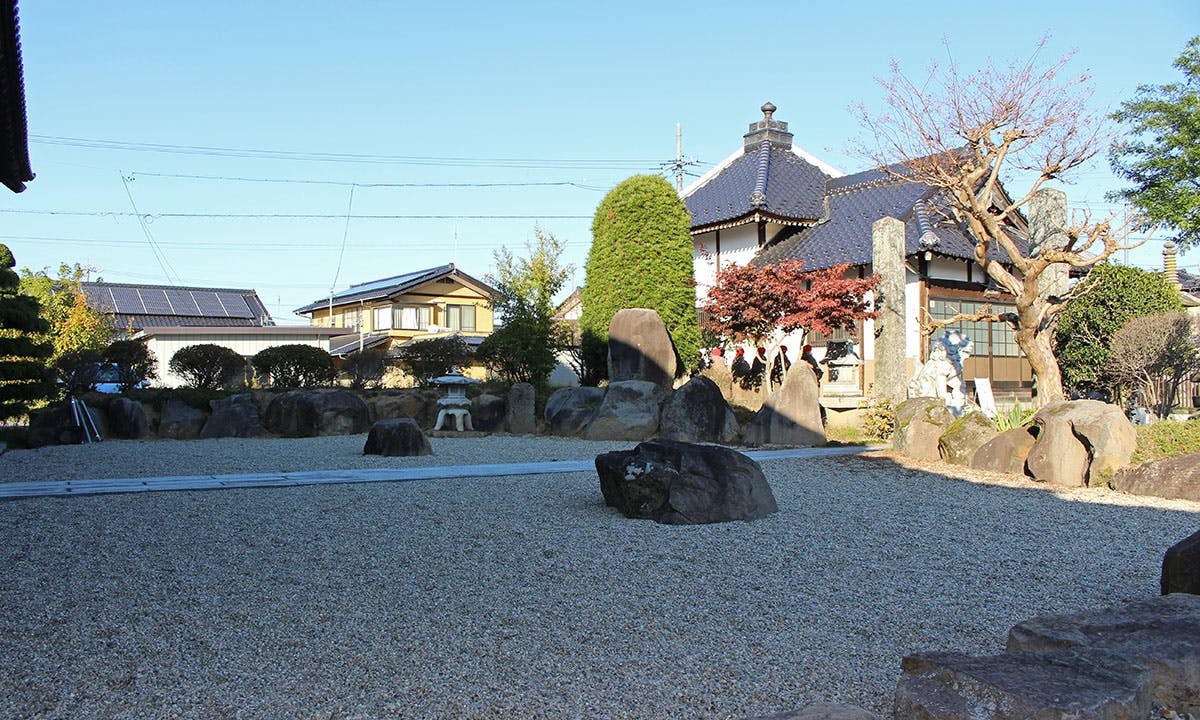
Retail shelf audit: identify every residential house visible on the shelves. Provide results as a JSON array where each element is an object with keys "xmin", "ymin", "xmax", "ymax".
[
  {"xmin": 684, "ymin": 103, "xmax": 1034, "ymax": 407},
  {"xmin": 293, "ymin": 263, "xmax": 496, "ymax": 380},
  {"xmin": 82, "ymin": 281, "xmax": 343, "ymax": 387}
]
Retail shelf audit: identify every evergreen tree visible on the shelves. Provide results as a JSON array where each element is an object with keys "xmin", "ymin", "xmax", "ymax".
[
  {"xmin": 0, "ymin": 245, "xmax": 56, "ymax": 421},
  {"xmin": 580, "ymin": 174, "xmax": 700, "ymax": 377},
  {"xmin": 1054, "ymin": 263, "xmax": 1183, "ymax": 395}
]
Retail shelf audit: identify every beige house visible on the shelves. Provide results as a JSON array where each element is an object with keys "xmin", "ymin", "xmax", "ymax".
[{"xmin": 294, "ymin": 264, "xmax": 497, "ymax": 380}]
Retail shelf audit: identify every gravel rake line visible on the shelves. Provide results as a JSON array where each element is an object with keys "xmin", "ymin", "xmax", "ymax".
[{"xmin": 0, "ymin": 444, "xmax": 878, "ymax": 500}]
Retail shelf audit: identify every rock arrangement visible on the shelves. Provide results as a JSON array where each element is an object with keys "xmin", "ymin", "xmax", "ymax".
[
  {"xmin": 893, "ymin": 398, "xmax": 1138, "ymax": 489},
  {"xmin": 896, "ymin": 594, "xmax": 1200, "ymax": 719},
  {"xmin": 595, "ymin": 438, "xmax": 778, "ymax": 524}
]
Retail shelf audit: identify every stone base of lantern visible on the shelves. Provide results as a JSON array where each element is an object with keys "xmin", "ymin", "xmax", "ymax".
[{"xmin": 433, "ymin": 407, "xmax": 474, "ymax": 432}]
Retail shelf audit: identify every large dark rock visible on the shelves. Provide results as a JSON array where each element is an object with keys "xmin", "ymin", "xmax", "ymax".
[
  {"xmin": 157, "ymin": 399, "xmax": 208, "ymax": 440},
  {"xmin": 608, "ymin": 308, "xmax": 677, "ymax": 392},
  {"xmin": 1026, "ymin": 400, "xmax": 1136, "ymax": 487},
  {"xmin": 363, "ymin": 418, "xmax": 432, "ymax": 457},
  {"xmin": 27, "ymin": 400, "xmax": 106, "ymax": 447},
  {"xmin": 892, "ymin": 398, "xmax": 954, "ymax": 461},
  {"xmin": 937, "ymin": 411, "xmax": 997, "ymax": 466},
  {"xmin": 1006, "ymin": 594, "xmax": 1200, "ymax": 714},
  {"xmin": 583, "ymin": 380, "xmax": 663, "ymax": 441},
  {"xmin": 506, "ymin": 383, "xmax": 536, "ymax": 434},
  {"xmin": 471, "ymin": 393, "xmax": 505, "ymax": 432},
  {"xmin": 658, "ymin": 375, "xmax": 739, "ymax": 444},
  {"xmin": 742, "ymin": 363, "xmax": 824, "ymax": 447},
  {"xmin": 544, "ymin": 386, "xmax": 604, "ymax": 437},
  {"xmin": 1110, "ymin": 453, "xmax": 1200, "ymax": 502},
  {"xmin": 595, "ymin": 439, "xmax": 777, "ymax": 524},
  {"xmin": 895, "ymin": 649, "xmax": 1152, "ymax": 720},
  {"xmin": 200, "ymin": 393, "xmax": 262, "ymax": 439},
  {"xmin": 263, "ymin": 389, "xmax": 369, "ymax": 437},
  {"xmin": 105, "ymin": 397, "xmax": 149, "ymax": 439},
  {"xmin": 1163, "ymin": 530, "xmax": 1200, "ymax": 596},
  {"xmin": 700, "ymin": 355, "xmax": 734, "ymax": 403},
  {"xmin": 971, "ymin": 427, "xmax": 1037, "ymax": 475}
]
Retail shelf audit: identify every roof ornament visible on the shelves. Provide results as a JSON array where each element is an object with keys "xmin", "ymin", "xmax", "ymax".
[
  {"xmin": 761, "ymin": 102, "xmax": 776, "ymax": 122},
  {"xmin": 743, "ymin": 101, "xmax": 794, "ymax": 153}
]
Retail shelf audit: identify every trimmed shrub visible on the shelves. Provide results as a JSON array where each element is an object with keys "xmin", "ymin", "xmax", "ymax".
[
  {"xmin": 1131, "ymin": 417, "xmax": 1200, "ymax": 464},
  {"xmin": 340, "ymin": 349, "xmax": 388, "ymax": 390},
  {"xmin": 390, "ymin": 336, "xmax": 472, "ymax": 384},
  {"xmin": 103, "ymin": 338, "xmax": 158, "ymax": 391},
  {"xmin": 251, "ymin": 344, "xmax": 335, "ymax": 388},
  {"xmin": 863, "ymin": 398, "xmax": 896, "ymax": 440},
  {"xmin": 580, "ymin": 174, "xmax": 700, "ymax": 379},
  {"xmin": 169, "ymin": 344, "xmax": 247, "ymax": 390}
]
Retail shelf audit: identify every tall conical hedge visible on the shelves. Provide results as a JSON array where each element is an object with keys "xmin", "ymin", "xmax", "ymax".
[
  {"xmin": 580, "ymin": 175, "xmax": 700, "ymax": 376},
  {"xmin": 0, "ymin": 244, "xmax": 55, "ymax": 420}
]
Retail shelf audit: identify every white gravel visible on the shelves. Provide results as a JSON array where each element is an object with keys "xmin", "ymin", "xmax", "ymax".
[{"xmin": 1, "ymin": 436, "xmax": 1198, "ymax": 719}]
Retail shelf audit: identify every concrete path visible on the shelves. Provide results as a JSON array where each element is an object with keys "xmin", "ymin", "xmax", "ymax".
[{"xmin": 0, "ymin": 445, "xmax": 879, "ymax": 500}]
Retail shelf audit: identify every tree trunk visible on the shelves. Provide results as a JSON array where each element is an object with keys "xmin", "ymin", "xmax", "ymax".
[{"xmin": 1015, "ymin": 324, "xmax": 1065, "ymax": 406}]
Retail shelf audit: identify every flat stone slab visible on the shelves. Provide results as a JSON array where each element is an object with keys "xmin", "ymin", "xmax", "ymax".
[
  {"xmin": 895, "ymin": 649, "xmax": 1152, "ymax": 720},
  {"xmin": 1006, "ymin": 593, "xmax": 1200, "ymax": 714}
]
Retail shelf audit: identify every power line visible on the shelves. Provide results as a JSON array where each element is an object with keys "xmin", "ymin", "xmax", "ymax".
[
  {"xmin": 0, "ymin": 209, "xmax": 592, "ymax": 220},
  {"xmin": 121, "ymin": 173, "xmax": 182, "ymax": 285},
  {"xmin": 30, "ymin": 134, "xmax": 660, "ymax": 170},
  {"xmin": 127, "ymin": 171, "xmax": 611, "ymax": 190}
]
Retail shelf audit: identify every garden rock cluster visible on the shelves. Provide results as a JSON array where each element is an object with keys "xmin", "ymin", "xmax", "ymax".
[
  {"xmin": 895, "ymin": 593, "xmax": 1200, "ymax": 719},
  {"xmin": 892, "ymin": 398, "xmax": 1138, "ymax": 489}
]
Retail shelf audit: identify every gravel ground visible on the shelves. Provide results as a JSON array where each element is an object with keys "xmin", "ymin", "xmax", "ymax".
[{"xmin": 1, "ymin": 436, "xmax": 1198, "ymax": 719}]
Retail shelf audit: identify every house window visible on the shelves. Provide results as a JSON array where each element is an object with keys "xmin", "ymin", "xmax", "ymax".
[
  {"xmin": 445, "ymin": 304, "xmax": 476, "ymax": 332},
  {"xmin": 340, "ymin": 307, "xmax": 360, "ymax": 331},
  {"xmin": 372, "ymin": 306, "xmax": 392, "ymax": 331},
  {"xmin": 927, "ymin": 298, "xmax": 1021, "ymax": 358},
  {"xmin": 394, "ymin": 305, "xmax": 431, "ymax": 330}
]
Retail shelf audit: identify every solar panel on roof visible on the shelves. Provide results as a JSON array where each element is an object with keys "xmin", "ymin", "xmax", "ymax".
[
  {"xmin": 139, "ymin": 288, "xmax": 173, "ymax": 314},
  {"xmin": 108, "ymin": 287, "xmax": 145, "ymax": 314},
  {"xmin": 216, "ymin": 292, "xmax": 254, "ymax": 319},
  {"xmin": 84, "ymin": 287, "xmax": 116, "ymax": 312},
  {"xmin": 164, "ymin": 289, "xmax": 201, "ymax": 316},
  {"xmin": 193, "ymin": 292, "xmax": 227, "ymax": 317}
]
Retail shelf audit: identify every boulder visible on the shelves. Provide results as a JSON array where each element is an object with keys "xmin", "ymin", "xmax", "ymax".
[
  {"xmin": 471, "ymin": 393, "xmax": 506, "ymax": 432},
  {"xmin": 157, "ymin": 399, "xmax": 207, "ymax": 440},
  {"xmin": 892, "ymin": 398, "xmax": 954, "ymax": 461},
  {"xmin": 937, "ymin": 411, "xmax": 997, "ymax": 466},
  {"xmin": 742, "ymin": 363, "xmax": 824, "ymax": 447},
  {"xmin": 700, "ymin": 355, "xmax": 734, "ymax": 402},
  {"xmin": 583, "ymin": 380, "xmax": 663, "ymax": 441},
  {"xmin": 200, "ymin": 393, "xmax": 262, "ymax": 439},
  {"xmin": 104, "ymin": 397, "xmax": 149, "ymax": 440},
  {"xmin": 27, "ymin": 400, "xmax": 106, "ymax": 447},
  {"xmin": 744, "ymin": 704, "xmax": 883, "ymax": 720},
  {"xmin": 1006, "ymin": 594, "xmax": 1200, "ymax": 714},
  {"xmin": 971, "ymin": 428, "xmax": 1037, "ymax": 475},
  {"xmin": 1110, "ymin": 453, "xmax": 1200, "ymax": 503},
  {"xmin": 263, "ymin": 389, "xmax": 369, "ymax": 437},
  {"xmin": 1163, "ymin": 530, "xmax": 1200, "ymax": 596},
  {"xmin": 595, "ymin": 439, "xmax": 777, "ymax": 524},
  {"xmin": 607, "ymin": 308, "xmax": 677, "ymax": 392},
  {"xmin": 894, "ymin": 649, "xmax": 1152, "ymax": 720},
  {"xmin": 1026, "ymin": 401, "xmax": 1136, "ymax": 487},
  {"xmin": 365, "ymin": 394, "xmax": 411, "ymax": 423},
  {"xmin": 545, "ymin": 386, "xmax": 604, "ymax": 437},
  {"xmin": 658, "ymin": 375, "xmax": 739, "ymax": 444},
  {"xmin": 505, "ymin": 383, "xmax": 536, "ymax": 434},
  {"xmin": 362, "ymin": 418, "xmax": 432, "ymax": 457}
]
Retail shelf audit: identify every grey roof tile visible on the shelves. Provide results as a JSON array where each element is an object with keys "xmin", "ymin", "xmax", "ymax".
[{"xmin": 685, "ymin": 144, "xmax": 829, "ymax": 228}]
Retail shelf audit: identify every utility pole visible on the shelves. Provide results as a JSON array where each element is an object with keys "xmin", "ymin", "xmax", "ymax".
[{"xmin": 664, "ymin": 122, "xmax": 698, "ymax": 192}]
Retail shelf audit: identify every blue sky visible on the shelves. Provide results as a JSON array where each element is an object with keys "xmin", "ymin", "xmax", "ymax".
[{"xmin": 4, "ymin": 1, "xmax": 1197, "ymax": 324}]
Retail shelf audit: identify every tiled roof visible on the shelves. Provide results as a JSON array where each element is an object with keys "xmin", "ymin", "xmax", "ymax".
[
  {"xmin": 83, "ymin": 281, "xmax": 274, "ymax": 330},
  {"xmin": 0, "ymin": 0, "xmax": 32, "ymax": 193},
  {"xmin": 1179, "ymin": 268, "xmax": 1200, "ymax": 293},
  {"xmin": 294, "ymin": 263, "xmax": 495, "ymax": 315},
  {"xmin": 752, "ymin": 167, "xmax": 1024, "ymax": 271},
  {"xmin": 684, "ymin": 142, "xmax": 830, "ymax": 229}
]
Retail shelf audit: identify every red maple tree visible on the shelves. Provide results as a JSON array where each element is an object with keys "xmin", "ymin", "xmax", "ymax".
[{"xmin": 701, "ymin": 260, "xmax": 879, "ymax": 382}]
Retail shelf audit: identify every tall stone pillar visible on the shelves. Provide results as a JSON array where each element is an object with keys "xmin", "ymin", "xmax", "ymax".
[
  {"xmin": 872, "ymin": 216, "xmax": 907, "ymax": 401},
  {"xmin": 1029, "ymin": 188, "xmax": 1069, "ymax": 299}
]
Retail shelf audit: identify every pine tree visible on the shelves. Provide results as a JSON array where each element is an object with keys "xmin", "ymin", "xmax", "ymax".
[{"xmin": 0, "ymin": 244, "xmax": 56, "ymax": 421}]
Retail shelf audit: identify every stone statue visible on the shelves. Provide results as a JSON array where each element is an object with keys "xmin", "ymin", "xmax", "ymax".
[{"xmin": 908, "ymin": 331, "xmax": 972, "ymax": 416}]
